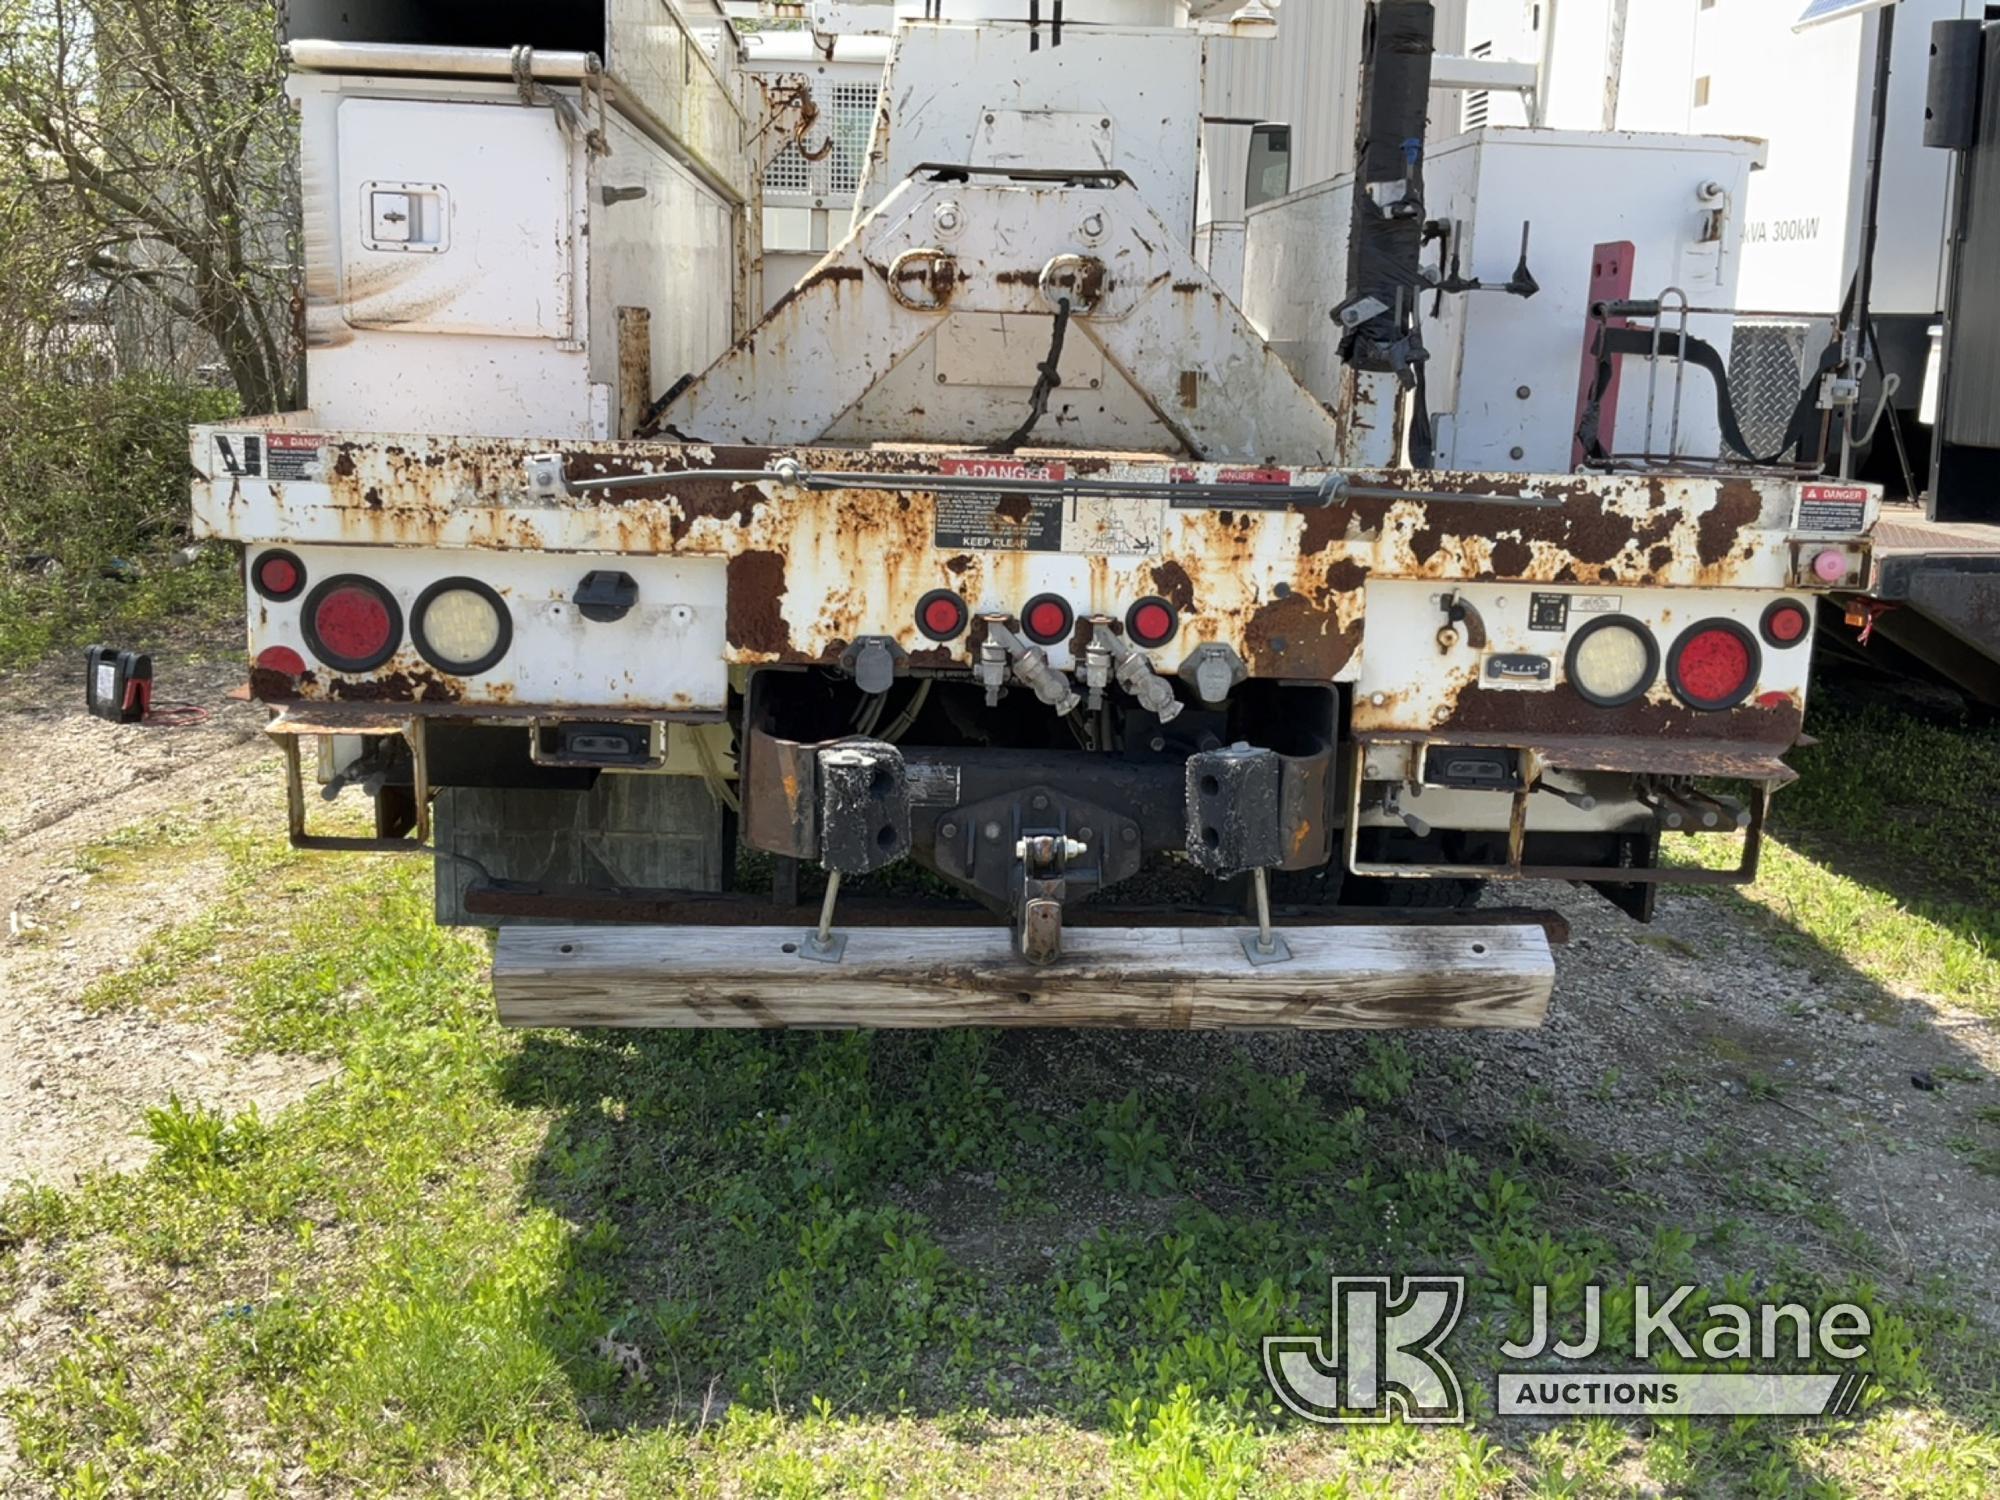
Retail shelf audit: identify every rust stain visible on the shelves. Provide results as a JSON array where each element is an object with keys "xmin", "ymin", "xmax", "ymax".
[
  {"xmin": 1149, "ymin": 559, "xmax": 1195, "ymax": 612},
  {"xmin": 1489, "ymin": 537, "xmax": 1532, "ymax": 577},
  {"xmin": 326, "ymin": 668, "xmax": 463, "ymax": 703},
  {"xmin": 1437, "ymin": 685, "xmax": 1804, "ymax": 745},
  {"xmin": 1697, "ymin": 482, "xmax": 1763, "ymax": 567},
  {"xmin": 1243, "ymin": 591, "xmax": 1363, "ymax": 679},
  {"xmin": 727, "ymin": 549, "xmax": 792, "ymax": 656}
]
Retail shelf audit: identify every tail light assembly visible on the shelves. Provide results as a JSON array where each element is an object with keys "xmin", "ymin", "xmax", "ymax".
[
  {"xmin": 301, "ymin": 575, "xmax": 402, "ymax": 673},
  {"xmin": 1667, "ymin": 619, "xmax": 1761, "ymax": 711}
]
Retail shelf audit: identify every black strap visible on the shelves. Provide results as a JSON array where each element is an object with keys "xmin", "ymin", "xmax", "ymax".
[
  {"xmin": 1576, "ymin": 323, "xmax": 1837, "ymax": 466},
  {"xmin": 988, "ymin": 298, "xmax": 1072, "ymax": 454}
]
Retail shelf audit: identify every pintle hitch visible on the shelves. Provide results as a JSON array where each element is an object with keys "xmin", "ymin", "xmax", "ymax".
[{"xmin": 1015, "ymin": 833, "xmax": 1087, "ymax": 966}]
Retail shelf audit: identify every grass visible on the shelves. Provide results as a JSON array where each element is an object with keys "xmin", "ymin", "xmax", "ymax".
[
  {"xmin": 3, "ymin": 757, "xmax": 1998, "ymax": 1497},
  {"xmin": 1676, "ymin": 691, "xmax": 2000, "ymax": 1015},
  {"xmin": 0, "ymin": 548, "xmax": 242, "ymax": 676}
]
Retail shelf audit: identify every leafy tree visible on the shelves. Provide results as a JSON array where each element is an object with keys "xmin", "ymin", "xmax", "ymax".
[{"xmin": 0, "ymin": 0, "xmax": 297, "ymax": 412}]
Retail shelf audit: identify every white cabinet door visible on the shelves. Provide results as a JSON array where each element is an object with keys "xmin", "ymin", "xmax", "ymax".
[{"xmin": 337, "ymin": 97, "xmax": 574, "ymax": 339}]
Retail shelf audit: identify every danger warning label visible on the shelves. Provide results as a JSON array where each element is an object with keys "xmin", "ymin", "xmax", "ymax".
[
  {"xmin": 212, "ymin": 431, "xmax": 323, "ymax": 483},
  {"xmin": 1795, "ymin": 483, "xmax": 1869, "ymax": 533}
]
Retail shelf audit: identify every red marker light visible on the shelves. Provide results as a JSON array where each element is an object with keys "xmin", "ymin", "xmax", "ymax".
[
  {"xmin": 915, "ymin": 589, "xmax": 969, "ymax": 642},
  {"xmin": 1760, "ymin": 599, "xmax": 1810, "ymax": 647},
  {"xmin": 1127, "ymin": 597, "xmax": 1179, "ymax": 648},
  {"xmin": 1020, "ymin": 593, "xmax": 1074, "ymax": 646},
  {"xmin": 251, "ymin": 549, "xmax": 306, "ymax": 602},
  {"xmin": 255, "ymin": 645, "xmax": 306, "ymax": 677}
]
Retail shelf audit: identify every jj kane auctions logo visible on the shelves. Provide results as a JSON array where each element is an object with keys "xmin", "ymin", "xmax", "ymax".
[{"xmin": 1264, "ymin": 1277, "xmax": 1873, "ymax": 1422}]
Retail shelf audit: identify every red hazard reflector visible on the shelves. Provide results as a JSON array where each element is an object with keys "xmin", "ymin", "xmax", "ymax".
[
  {"xmin": 303, "ymin": 576, "xmax": 402, "ymax": 673},
  {"xmin": 1668, "ymin": 619, "xmax": 1760, "ymax": 711},
  {"xmin": 1020, "ymin": 593, "xmax": 1073, "ymax": 646},
  {"xmin": 1127, "ymin": 597, "xmax": 1178, "ymax": 648},
  {"xmin": 255, "ymin": 645, "xmax": 306, "ymax": 677},
  {"xmin": 916, "ymin": 589, "xmax": 968, "ymax": 642}
]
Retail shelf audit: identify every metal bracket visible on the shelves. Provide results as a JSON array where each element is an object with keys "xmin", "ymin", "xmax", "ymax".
[
  {"xmin": 1239, "ymin": 931, "xmax": 1294, "ymax": 966},
  {"xmin": 796, "ymin": 929, "xmax": 848, "ymax": 963}
]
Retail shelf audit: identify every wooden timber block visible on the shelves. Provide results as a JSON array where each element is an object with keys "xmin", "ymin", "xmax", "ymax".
[{"xmin": 492, "ymin": 923, "xmax": 1554, "ymax": 1031}]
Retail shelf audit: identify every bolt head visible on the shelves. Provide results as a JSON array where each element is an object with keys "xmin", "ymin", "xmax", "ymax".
[
  {"xmin": 1516, "ymin": 385, "xmax": 1532, "ymax": 399},
  {"xmin": 940, "ymin": 822, "xmax": 957, "ymax": 839},
  {"xmin": 1031, "ymin": 793, "xmax": 1049, "ymax": 811},
  {"xmin": 983, "ymin": 821, "xmax": 1002, "ymax": 840},
  {"xmin": 1121, "ymin": 826, "xmax": 1138, "ymax": 844},
  {"xmin": 1077, "ymin": 825, "xmax": 1094, "ymax": 840},
  {"xmin": 1370, "ymin": 692, "xmax": 1387, "ymax": 707}
]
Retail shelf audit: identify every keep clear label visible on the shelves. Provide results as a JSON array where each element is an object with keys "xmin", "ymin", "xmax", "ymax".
[
  {"xmin": 931, "ymin": 458, "xmax": 1161, "ymax": 555},
  {"xmin": 1795, "ymin": 483, "xmax": 1869, "ymax": 533}
]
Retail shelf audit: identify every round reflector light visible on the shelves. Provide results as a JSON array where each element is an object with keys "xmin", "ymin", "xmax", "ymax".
[
  {"xmin": 251, "ymin": 549, "xmax": 305, "ymax": 602},
  {"xmin": 915, "ymin": 589, "xmax": 968, "ymax": 642},
  {"xmin": 1021, "ymin": 593, "xmax": 1074, "ymax": 646},
  {"xmin": 413, "ymin": 577, "xmax": 511, "ymax": 675},
  {"xmin": 1668, "ymin": 619, "xmax": 1761, "ymax": 711},
  {"xmin": 1812, "ymin": 548, "xmax": 1850, "ymax": 583},
  {"xmin": 302, "ymin": 575, "xmax": 401, "ymax": 673},
  {"xmin": 1760, "ymin": 598, "xmax": 1810, "ymax": 647},
  {"xmin": 1126, "ymin": 596, "xmax": 1179, "ymax": 648},
  {"xmin": 1565, "ymin": 615, "xmax": 1658, "ymax": 707}
]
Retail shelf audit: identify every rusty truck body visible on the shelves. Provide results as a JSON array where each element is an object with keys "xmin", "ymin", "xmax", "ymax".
[{"xmin": 190, "ymin": 0, "xmax": 1877, "ymax": 1030}]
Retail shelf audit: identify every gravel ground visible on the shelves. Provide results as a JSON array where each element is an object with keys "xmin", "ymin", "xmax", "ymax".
[{"xmin": 0, "ymin": 645, "xmax": 333, "ymax": 1190}]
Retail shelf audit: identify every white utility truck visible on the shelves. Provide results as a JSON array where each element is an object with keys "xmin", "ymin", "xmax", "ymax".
[{"xmin": 188, "ymin": 0, "xmax": 1876, "ymax": 1031}]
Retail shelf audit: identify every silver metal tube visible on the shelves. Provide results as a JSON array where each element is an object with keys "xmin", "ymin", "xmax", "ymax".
[
  {"xmin": 1251, "ymin": 867, "xmax": 1275, "ymax": 954},
  {"xmin": 285, "ymin": 40, "xmax": 596, "ymax": 79},
  {"xmin": 814, "ymin": 871, "xmax": 842, "ymax": 948},
  {"xmin": 1665, "ymin": 288, "xmax": 1691, "ymax": 459}
]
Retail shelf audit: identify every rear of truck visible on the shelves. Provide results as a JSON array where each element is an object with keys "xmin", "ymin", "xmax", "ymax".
[{"xmin": 192, "ymin": 1, "xmax": 1875, "ymax": 1031}]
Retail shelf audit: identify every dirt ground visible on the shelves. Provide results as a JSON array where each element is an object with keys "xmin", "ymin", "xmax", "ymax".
[
  {"xmin": 0, "ymin": 641, "xmax": 333, "ymax": 1190},
  {"xmin": 0, "ymin": 635, "xmax": 1995, "ymax": 1321}
]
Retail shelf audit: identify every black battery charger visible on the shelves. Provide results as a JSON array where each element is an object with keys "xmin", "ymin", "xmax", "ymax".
[{"xmin": 85, "ymin": 645, "xmax": 153, "ymax": 723}]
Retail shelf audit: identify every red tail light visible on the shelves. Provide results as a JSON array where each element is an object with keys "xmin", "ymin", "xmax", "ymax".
[
  {"xmin": 302, "ymin": 576, "xmax": 402, "ymax": 672},
  {"xmin": 251, "ymin": 549, "xmax": 305, "ymax": 602},
  {"xmin": 1021, "ymin": 593, "xmax": 1073, "ymax": 646},
  {"xmin": 1668, "ymin": 620, "xmax": 1760, "ymax": 711}
]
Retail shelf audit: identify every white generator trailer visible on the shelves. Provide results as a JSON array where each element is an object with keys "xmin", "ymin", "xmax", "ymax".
[{"xmin": 188, "ymin": 0, "xmax": 1875, "ymax": 1032}]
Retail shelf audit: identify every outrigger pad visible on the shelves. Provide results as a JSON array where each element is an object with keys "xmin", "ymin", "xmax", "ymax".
[{"xmin": 492, "ymin": 923, "xmax": 1555, "ymax": 1031}]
